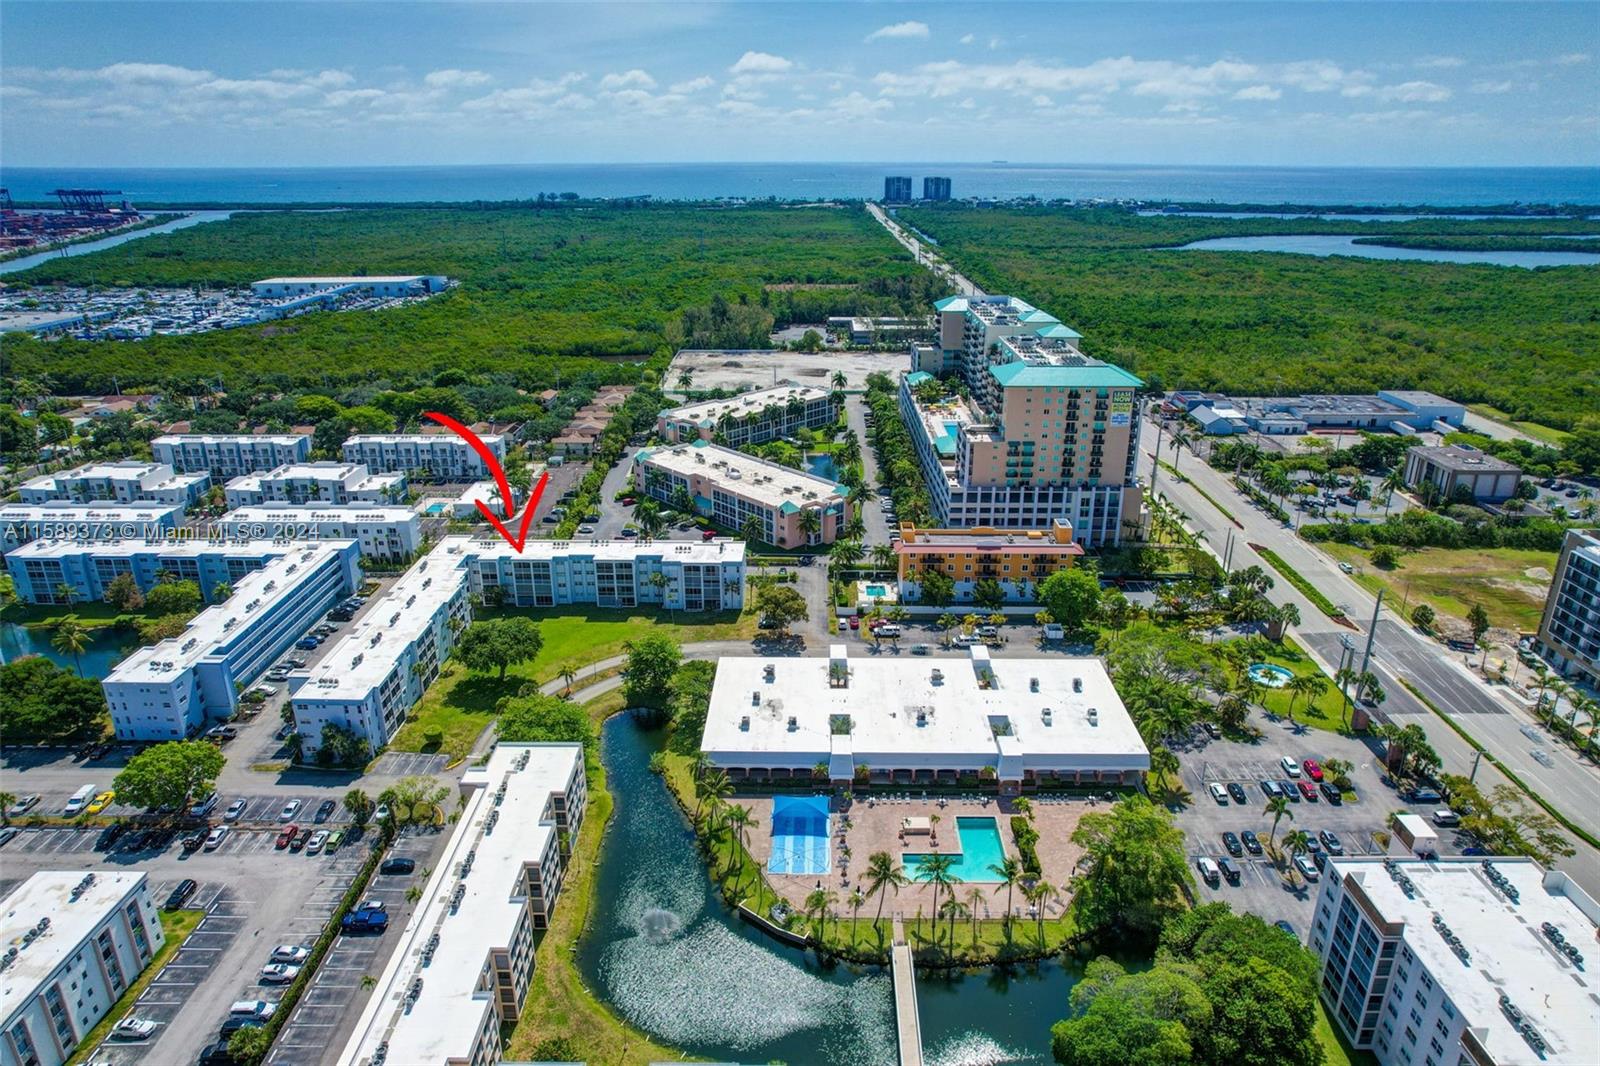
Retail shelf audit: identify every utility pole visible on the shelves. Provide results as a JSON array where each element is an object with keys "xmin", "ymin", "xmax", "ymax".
[
  {"xmin": 1469, "ymin": 748, "xmax": 1485, "ymax": 783},
  {"xmin": 1357, "ymin": 589, "xmax": 1384, "ymax": 681},
  {"xmin": 1148, "ymin": 403, "xmax": 1165, "ymax": 496}
]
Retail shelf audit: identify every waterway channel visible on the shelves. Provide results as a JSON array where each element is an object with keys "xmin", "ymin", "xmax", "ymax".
[
  {"xmin": 578, "ymin": 715, "xmax": 1093, "ymax": 1065},
  {"xmin": 0, "ymin": 211, "xmax": 236, "ymax": 276},
  {"xmin": 1170, "ymin": 233, "xmax": 1600, "ymax": 268}
]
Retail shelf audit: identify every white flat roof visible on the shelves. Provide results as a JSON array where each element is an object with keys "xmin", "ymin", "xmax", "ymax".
[
  {"xmin": 24, "ymin": 461, "xmax": 166, "ymax": 488},
  {"xmin": 637, "ymin": 441, "xmax": 846, "ymax": 510},
  {"xmin": 1335, "ymin": 858, "xmax": 1600, "ymax": 1064},
  {"xmin": 0, "ymin": 871, "xmax": 148, "ymax": 1021},
  {"xmin": 344, "ymin": 434, "xmax": 504, "ymax": 446},
  {"xmin": 702, "ymin": 649, "xmax": 1148, "ymax": 770},
  {"xmin": 660, "ymin": 385, "xmax": 832, "ymax": 427},
  {"xmin": 105, "ymin": 541, "xmax": 356, "ymax": 685},
  {"xmin": 294, "ymin": 546, "xmax": 470, "ymax": 702},
  {"xmin": 339, "ymin": 743, "xmax": 582, "ymax": 1066},
  {"xmin": 7, "ymin": 536, "xmax": 291, "ymax": 562},
  {"xmin": 255, "ymin": 275, "xmax": 432, "ymax": 284},
  {"xmin": 0, "ymin": 501, "xmax": 182, "ymax": 522},
  {"xmin": 153, "ymin": 433, "xmax": 310, "ymax": 446},
  {"xmin": 443, "ymin": 532, "xmax": 746, "ymax": 565},
  {"xmin": 220, "ymin": 505, "xmax": 417, "ymax": 525}
]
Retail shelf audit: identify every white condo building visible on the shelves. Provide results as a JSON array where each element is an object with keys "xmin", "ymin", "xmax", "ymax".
[
  {"xmin": 700, "ymin": 645, "xmax": 1149, "ymax": 789},
  {"xmin": 0, "ymin": 872, "xmax": 164, "ymax": 1066},
  {"xmin": 468, "ymin": 536, "xmax": 745, "ymax": 612},
  {"xmin": 217, "ymin": 505, "xmax": 422, "ymax": 562},
  {"xmin": 336, "ymin": 743, "xmax": 586, "ymax": 1066},
  {"xmin": 251, "ymin": 275, "xmax": 448, "ymax": 299},
  {"xmin": 19, "ymin": 462, "xmax": 210, "ymax": 509},
  {"xmin": 656, "ymin": 385, "xmax": 839, "ymax": 446},
  {"xmin": 223, "ymin": 462, "xmax": 406, "ymax": 509},
  {"xmin": 342, "ymin": 434, "xmax": 506, "ymax": 481},
  {"xmin": 101, "ymin": 540, "xmax": 362, "ymax": 739},
  {"xmin": 151, "ymin": 433, "xmax": 311, "ymax": 477},
  {"xmin": 1311, "ymin": 857, "xmax": 1600, "ymax": 1066},
  {"xmin": 291, "ymin": 546, "xmax": 472, "ymax": 759},
  {"xmin": 0, "ymin": 502, "xmax": 183, "ymax": 554}
]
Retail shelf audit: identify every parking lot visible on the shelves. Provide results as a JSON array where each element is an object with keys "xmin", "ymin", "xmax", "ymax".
[
  {"xmin": 265, "ymin": 831, "xmax": 439, "ymax": 1066},
  {"xmin": 1170, "ymin": 708, "xmax": 1429, "ymax": 935},
  {"xmin": 0, "ymin": 821, "xmax": 447, "ymax": 1066}
]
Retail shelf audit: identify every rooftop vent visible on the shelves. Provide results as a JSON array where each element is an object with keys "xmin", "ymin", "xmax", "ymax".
[
  {"xmin": 1087, "ymin": 708, "xmax": 1099, "ymax": 726},
  {"xmin": 1041, "ymin": 707, "xmax": 1054, "ymax": 725},
  {"xmin": 787, "ymin": 715, "xmax": 798, "ymax": 731},
  {"xmin": 1072, "ymin": 677, "xmax": 1082, "ymax": 693},
  {"xmin": 740, "ymin": 715, "xmax": 751, "ymax": 731},
  {"xmin": 1029, "ymin": 677, "xmax": 1039, "ymax": 692}
]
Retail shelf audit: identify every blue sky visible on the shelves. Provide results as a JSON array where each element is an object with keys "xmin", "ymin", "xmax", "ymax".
[{"xmin": 3, "ymin": 2, "xmax": 1596, "ymax": 167}]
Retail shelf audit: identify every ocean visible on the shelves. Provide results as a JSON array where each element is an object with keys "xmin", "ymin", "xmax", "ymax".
[{"xmin": 3, "ymin": 163, "xmax": 1597, "ymax": 207}]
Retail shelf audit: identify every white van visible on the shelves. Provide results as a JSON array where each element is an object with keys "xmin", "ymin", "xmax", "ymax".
[
  {"xmin": 1195, "ymin": 857, "xmax": 1221, "ymax": 886},
  {"xmin": 1280, "ymin": 755, "xmax": 1301, "ymax": 777},
  {"xmin": 229, "ymin": 1001, "xmax": 276, "ymax": 1021},
  {"xmin": 953, "ymin": 633, "xmax": 981, "ymax": 647},
  {"xmin": 1431, "ymin": 809, "xmax": 1461, "ymax": 827},
  {"xmin": 63, "ymin": 785, "xmax": 96, "ymax": 816}
]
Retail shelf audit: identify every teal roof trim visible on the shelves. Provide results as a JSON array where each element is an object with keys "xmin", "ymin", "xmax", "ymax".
[
  {"xmin": 1018, "ymin": 309, "xmax": 1060, "ymax": 324},
  {"xmin": 1036, "ymin": 323, "xmax": 1084, "ymax": 339},
  {"xmin": 905, "ymin": 371, "xmax": 933, "ymax": 386},
  {"xmin": 778, "ymin": 501, "xmax": 800, "ymax": 515},
  {"xmin": 989, "ymin": 361, "xmax": 1144, "ymax": 389},
  {"xmin": 933, "ymin": 296, "xmax": 969, "ymax": 311}
]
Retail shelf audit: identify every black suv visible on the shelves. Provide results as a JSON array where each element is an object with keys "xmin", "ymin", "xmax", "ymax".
[
  {"xmin": 380, "ymin": 856, "xmax": 416, "ymax": 875},
  {"xmin": 1221, "ymin": 831, "xmax": 1243, "ymax": 857},
  {"xmin": 165, "ymin": 878, "xmax": 198, "ymax": 911}
]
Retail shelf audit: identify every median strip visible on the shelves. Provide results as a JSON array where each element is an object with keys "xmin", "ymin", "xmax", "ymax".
[{"xmin": 1250, "ymin": 544, "xmax": 1347, "ymax": 621}]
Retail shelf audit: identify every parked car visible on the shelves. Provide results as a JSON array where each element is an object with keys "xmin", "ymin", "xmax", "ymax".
[
  {"xmin": 275, "ymin": 825, "xmax": 298, "ymax": 849},
  {"xmin": 204, "ymin": 725, "xmax": 238, "ymax": 743},
  {"xmin": 341, "ymin": 907, "xmax": 389, "ymax": 934},
  {"xmin": 325, "ymin": 830, "xmax": 345, "ymax": 854},
  {"xmin": 228, "ymin": 1000, "xmax": 276, "ymax": 1023},
  {"xmin": 165, "ymin": 879, "xmax": 198, "ymax": 911},
  {"xmin": 205, "ymin": 826, "xmax": 229, "ymax": 851},
  {"xmin": 1261, "ymin": 779, "xmax": 1284, "ymax": 799},
  {"xmin": 189, "ymin": 791, "xmax": 219, "ymax": 818},
  {"xmin": 911, "ymin": 643, "xmax": 933, "ymax": 655},
  {"xmin": 86, "ymin": 790, "xmax": 116, "ymax": 814},
  {"xmin": 1432, "ymin": 809, "xmax": 1461, "ymax": 827},
  {"xmin": 1403, "ymin": 786, "xmax": 1443, "ymax": 804},
  {"xmin": 1280, "ymin": 756, "xmax": 1301, "ymax": 777},
  {"xmin": 295, "ymin": 636, "xmax": 322, "ymax": 650},
  {"xmin": 1319, "ymin": 781, "xmax": 1343, "ymax": 805},
  {"xmin": 279, "ymin": 799, "xmax": 301, "ymax": 820},
  {"xmin": 96, "ymin": 823, "xmax": 126, "ymax": 851},
  {"xmin": 1207, "ymin": 782, "xmax": 1229, "ymax": 804},
  {"xmin": 286, "ymin": 656, "xmax": 309, "ymax": 669},
  {"xmin": 1294, "ymin": 854, "xmax": 1320, "ymax": 881},
  {"xmin": 181, "ymin": 832, "xmax": 205, "ymax": 854},
  {"xmin": 314, "ymin": 799, "xmax": 336, "ymax": 823},
  {"xmin": 375, "ymin": 803, "xmax": 392, "ymax": 823},
  {"xmin": 1221, "ymin": 831, "xmax": 1243, "ymax": 856},
  {"xmin": 259, "ymin": 963, "xmax": 300, "ymax": 984},
  {"xmin": 306, "ymin": 830, "xmax": 329, "ymax": 854},
  {"xmin": 270, "ymin": 945, "xmax": 311, "ymax": 965},
  {"xmin": 1195, "ymin": 856, "xmax": 1221, "ymax": 886},
  {"xmin": 1281, "ymin": 780, "xmax": 1302, "ymax": 802},
  {"xmin": 1273, "ymin": 919, "xmax": 1297, "ymax": 938},
  {"xmin": 289, "ymin": 827, "xmax": 311, "ymax": 851},
  {"xmin": 224, "ymin": 799, "xmax": 248, "ymax": 822},
  {"xmin": 1302, "ymin": 758, "xmax": 1324, "ymax": 782},
  {"xmin": 1241, "ymin": 830, "xmax": 1263, "ymax": 855},
  {"xmin": 110, "ymin": 1018, "xmax": 158, "ymax": 1041},
  {"xmin": 7, "ymin": 795, "xmax": 40, "ymax": 818},
  {"xmin": 1298, "ymin": 780, "xmax": 1319, "ymax": 802},
  {"xmin": 1320, "ymin": 830, "xmax": 1345, "ymax": 855},
  {"xmin": 380, "ymin": 856, "xmax": 416, "ymax": 875},
  {"xmin": 1217, "ymin": 856, "xmax": 1242, "ymax": 884},
  {"xmin": 0, "ymin": 827, "xmax": 18, "ymax": 848},
  {"xmin": 1226, "ymin": 782, "xmax": 1248, "ymax": 804}
]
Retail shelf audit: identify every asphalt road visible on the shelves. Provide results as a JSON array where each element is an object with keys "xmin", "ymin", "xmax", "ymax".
[{"xmin": 844, "ymin": 395, "xmax": 893, "ymax": 547}]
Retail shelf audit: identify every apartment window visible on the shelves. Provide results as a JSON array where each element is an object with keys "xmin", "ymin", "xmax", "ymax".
[{"xmin": 1404, "ymin": 1026, "xmax": 1417, "ymax": 1045}]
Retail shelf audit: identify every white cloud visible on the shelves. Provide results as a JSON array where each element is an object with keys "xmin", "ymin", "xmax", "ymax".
[
  {"xmin": 670, "ymin": 75, "xmax": 715, "ymax": 93},
  {"xmin": 98, "ymin": 62, "xmax": 213, "ymax": 86},
  {"xmin": 829, "ymin": 91, "xmax": 892, "ymax": 117},
  {"xmin": 874, "ymin": 56, "xmax": 1265, "ymax": 102},
  {"xmin": 729, "ymin": 51, "xmax": 793, "ymax": 75},
  {"xmin": 1375, "ymin": 80, "xmax": 1451, "ymax": 103},
  {"xmin": 1415, "ymin": 55, "xmax": 1464, "ymax": 69},
  {"xmin": 959, "ymin": 33, "xmax": 975, "ymax": 45},
  {"xmin": 305, "ymin": 70, "xmax": 355, "ymax": 89},
  {"xmin": 865, "ymin": 21, "xmax": 930, "ymax": 43},
  {"xmin": 1278, "ymin": 60, "xmax": 1371, "ymax": 95},
  {"xmin": 1554, "ymin": 52, "xmax": 1590, "ymax": 65},
  {"xmin": 460, "ymin": 74, "xmax": 588, "ymax": 115},
  {"xmin": 599, "ymin": 69, "xmax": 657, "ymax": 91},
  {"xmin": 424, "ymin": 69, "xmax": 492, "ymax": 89},
  {"xmin": 1470, "ymin": 80, "xmax": 1516, "ymax": 94},
  {"xmin": 1234, "ymin": 84, "xmax": 1281, "ymax": 101},
  {"xmin": 198, "ymin": 77, "xmax": 316, "ymax": 100}
]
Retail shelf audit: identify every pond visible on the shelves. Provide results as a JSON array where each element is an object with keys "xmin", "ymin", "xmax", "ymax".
[
  {"xmin": 0, "ymin": 621, "xmax": 136, "ymax": 679},
  {"xmin": 806, "ymin": 452, "xmax": 840, "ymax": 482},
  {"xmin": 1169, "ymin": 234, "xmax": 1600, "ymax": 269},
  {"xmin": 579, "ymin": 715, "xmax": 1097, "ymax": 1065}
]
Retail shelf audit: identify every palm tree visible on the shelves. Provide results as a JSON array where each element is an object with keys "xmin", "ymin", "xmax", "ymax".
[
  {"xmin": 864, "ymin": 850, "xmax": 908, "ymax": 945},
  {"xmin": 869, "ymin": 544, "xmax": 896, "ymax": 574},
  {"xmin": 1027, "ymin": 879, "xmax": 1059, "ymax": 942},
  {"xmin": 831, "ymin": 370, "xmax": 848, "ymax": 391},
  {"xmin": 53, "ymin": 583, "xmax": 77, "ymax": 608},
  {"xmin": 963, "ymin": 885, "xmax": 986, "ymax": 947},
  {"xmin": 723, "ymin": 804, "xmax": 757, "ymax": 883},
  {"xmin": 798, "ymin": 508, "xmax": 823, "ymax": 543},
  {"xmin": 741, "ymin": 515, "xmax": 764, "ymax": 546},
  {"xmin": 936, "ymin": 612, "xmax": 958, "ymax": 645},
  {"xmin": 913, "ymin": 852, "xmax": 958, "ymax": 953},
  {"xmin": 0, "ymin": 791, "xmax": 15, "ymax": 827},
  {"xmin": 938, "ymin": 896, "xmax": 969, "ymax": 953},
  {"xmin": 1265, "ymin": 794, "xmax": 1293, "ymax": 853},
  {"xmin": 804, "ymin": 888, "xmax": 838, "ymax": 940},
  {"xmin": 51, "ymin": 616, "xmax": 89, "ymax": 677},
  {"xmin": 989, "ymin": 857, "xmax": 1023, "ymax": 937},
  {"xmin": 694, "ymin": 766, "xmax": 731, "ymax": 826},
  {"xmin": 1284, "ymin": 674, "xmax": 1326, "ymax": 721},
  {"xmin": 1282, "ymin": 829, "xmax": 1312, "ymax": 878},
  {"xmin": 829, "ymin": 538, "xmax": 864, "ymax": 571}
]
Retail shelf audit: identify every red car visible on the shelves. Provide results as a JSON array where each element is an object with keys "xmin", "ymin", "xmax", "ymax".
[
  {"xmin": 701, "ymin": 530, "xmax": 716, "ymax": 541},
  {"xmin": 1298, "ymin": 780, "xmax": 1319, "ymax": 802},
  {"xmin": 848, "ymin": 616, "xmax": 860, "ymax": 630},
  {"xmin": 275, "ymin": 824, "xmax": 298, "ymax": 849},
  {"xmin": 622, "ymin": 496, "xmax": 637, "ymax": 506},
  {"xmin": 1303, "ymin": 758, "xmax": 1324, "ymax": 782}
]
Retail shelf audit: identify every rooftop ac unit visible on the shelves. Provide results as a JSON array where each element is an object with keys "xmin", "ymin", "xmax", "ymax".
[
  {"xmin": 1087, "ymin": 708, "xmax": 1099, "ymax": 725},
  {"xmin": 1041, "ymin": 707, "xmax": 1054, "ymax": 724},
  {"xmin": 1072, "ymin": 677, "xmax": 1082, "ymax": 693},
  {"xmin": 787, "ymin": 715, "xmax": 798, "ymax": 731},
  {"xmin": 740, "ymin": 715, "xmax": 750, "ymax": 730},
  {"xmin": 1029, "ymin": 677, "xmax": 1039, "ymax": 692}
]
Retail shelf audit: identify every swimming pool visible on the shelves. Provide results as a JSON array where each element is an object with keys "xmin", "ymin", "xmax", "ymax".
[
  {"xmin": 864, "ymin": 584, "xmax": 888, "ymax": 598},
  {"xmin": 424, "ymin": 502, "xmax": 447, "ymax": 515},
  {"xmin": 1247, "ymin": 662, "xmax": 1295, "ymax": 689},
  {"xmin": 905, "ymin": 817, "xmax": 1007, "ymax": 883},
  {"xmin": 768, "ymin": 795, "xmax": 831, "ymax": 875}
]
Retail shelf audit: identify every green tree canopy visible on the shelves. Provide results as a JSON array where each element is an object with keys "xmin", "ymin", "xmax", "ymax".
[
  {"xmin": 1051, "ymin": 957, "xmax": 1209, "ymax": 1066},
  {"xmin": 623, "ymin": 632, "xmax": 683, "ymax": 708},
  {"xmin": 104, "ymin": 572, "xmax": 144, "ymax": 611},
  {"xmin": 1069, "ymin": 795, "xmax": 1193, "ymax": 939},
  {"xmin": 496, "ymin": 692, "xmax": 595, "ymax": 750},
  {"xmin": 1038, "ymin": 568, "xmax": 1103, "ymax": 631},
  {"xmin": 0, "ymin": 657, "xmax": 109, "ymax": 741},
  {"xmin": 144, "ymin": 579, "xmax": 202, "ymax": 617},
  {"xmin": 754, "ymin": 584, "xmax": 808, "ymax": 634},
  {"xmin": 113, "ymin": 741, "xmax": 225, "ymax": 812},
  {"xmin": 453, "ymin": 617, "xmax": 544, "ymax": 681}
]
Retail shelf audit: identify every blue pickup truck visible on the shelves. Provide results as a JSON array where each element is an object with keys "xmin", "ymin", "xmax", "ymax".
[{"xmin": 341, "ymin": 906, "xmax": 389, "ymax": 934}]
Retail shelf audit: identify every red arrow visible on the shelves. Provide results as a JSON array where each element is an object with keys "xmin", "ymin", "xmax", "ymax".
[{"xmin": 422, "ymin": 411, "xmax": 548, "ymax": 553}]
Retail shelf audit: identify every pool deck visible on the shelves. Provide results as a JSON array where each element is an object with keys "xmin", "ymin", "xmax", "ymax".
[{"xmin": 741, "ymin": 793, "xmax": 1089, "ymax": 920}]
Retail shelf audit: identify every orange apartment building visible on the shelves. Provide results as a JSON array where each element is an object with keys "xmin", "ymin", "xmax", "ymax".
[{"xmin": 894, "ymin": 520, "xmax": 1083, "ymax": 603}]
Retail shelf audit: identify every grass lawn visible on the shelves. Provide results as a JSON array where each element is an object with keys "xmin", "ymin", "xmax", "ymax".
[
  {"xmin": 1253, "ymin": 636, "xmax": 1358, "ymax": 734},
  {"xmin": 504, "ymin": 690, "xmax": 689, "ymax": 1066},
  {"xmin": 1465, "ymin": 404, "xmax": 1571, "ymax": 447},
  {"xmin": 390, "ymin": 606, "xmax": 756, "ymax": 765},
  {"xmin": 67, "ymin": 908, "xmax": 205, "ymax": 1065},
  {"xmin": 1316, "ymin": 999, "xmax": 1378, "ymax": 1066},
  {"xmin": 0, "ymin": 600, "xmax": 130, "ymax": 629},
  {"xmin": 1321, "ymin": 542, "xmax": 1555, "ymax": 634}
]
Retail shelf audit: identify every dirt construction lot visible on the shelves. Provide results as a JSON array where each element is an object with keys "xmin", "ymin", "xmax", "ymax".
[{"xmin": 666, "ymin": 348, "xmax": 907, "ymax": 395}]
